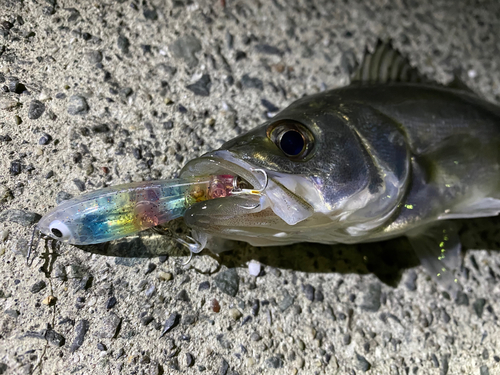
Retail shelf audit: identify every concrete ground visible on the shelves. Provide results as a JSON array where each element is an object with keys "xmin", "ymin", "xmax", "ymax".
[{"xmin": 1, "ymin": 0, "xmax": 500, "ymax": 374}]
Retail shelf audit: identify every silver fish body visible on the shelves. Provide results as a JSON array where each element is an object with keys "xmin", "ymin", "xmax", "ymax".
[{"xmin": 180, "ymin": 82, "xmax": 500, "ymax": 292}]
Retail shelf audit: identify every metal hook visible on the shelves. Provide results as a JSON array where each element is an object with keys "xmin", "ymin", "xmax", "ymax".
[
  {"xmin": 27, "ymin": 227, "xmax": 42, "ymax": 267},
  {"xmin": 231, "ymin": 168, "xmax": 269, "ymax": 196},
  {"xmin": 174, "ymin": 235, "xmax": 204, "ymax": 266}
]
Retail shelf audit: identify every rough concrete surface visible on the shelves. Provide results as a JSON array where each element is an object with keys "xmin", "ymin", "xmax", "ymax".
[{"xmin": 1, "ymin": 0, "xmax": 500, "ymax": 374}]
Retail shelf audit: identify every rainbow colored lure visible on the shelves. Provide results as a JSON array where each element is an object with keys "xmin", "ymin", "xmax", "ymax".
[{"xmin": 35, "ymin": 175, "xmax": 255, "ymax": 247}]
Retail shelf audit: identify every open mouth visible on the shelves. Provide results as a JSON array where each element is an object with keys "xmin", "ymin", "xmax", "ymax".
[{"xmin": 179, "ymin": 150, "xmax": 267, "ymax": 192}]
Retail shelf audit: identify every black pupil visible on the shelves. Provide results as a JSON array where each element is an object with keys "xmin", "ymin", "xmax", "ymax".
[
  {"xmin": 280, "ymin": 130, "xmax": 305, "ymax": 156},
  {"xmin": 51, "ymin": 228, "xmax": 63, "ymax": 238}
]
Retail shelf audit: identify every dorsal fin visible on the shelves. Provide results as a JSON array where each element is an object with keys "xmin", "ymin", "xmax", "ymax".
[{"xmin": 351, "ymin": 40, "xmax": 429, "ymax": 84}]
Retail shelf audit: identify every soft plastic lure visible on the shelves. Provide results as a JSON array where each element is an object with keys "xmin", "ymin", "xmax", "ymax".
[{"xmin": 32, "ymin": 174, "xmax": 260, "ymax": 255}]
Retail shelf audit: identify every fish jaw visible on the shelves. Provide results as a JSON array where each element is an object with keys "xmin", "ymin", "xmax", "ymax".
[{"xmin": 179, "ymin": 150, "xmax": 324, "ymax": 246}]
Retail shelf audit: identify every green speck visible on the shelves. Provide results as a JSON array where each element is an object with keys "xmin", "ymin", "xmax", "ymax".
[{"xmin": 405, "ymin": 204, "xmax": 414, "ymax": 209}]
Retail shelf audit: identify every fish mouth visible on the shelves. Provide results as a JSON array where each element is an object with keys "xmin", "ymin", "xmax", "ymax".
[{"xmin": 179, "ymin": 150, "xmax": 267, "ymax": 191}]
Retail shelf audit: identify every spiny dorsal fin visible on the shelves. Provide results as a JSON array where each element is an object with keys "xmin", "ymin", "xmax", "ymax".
[{"xmin": 351, "ymin": 41, "xmax": 428, "ymax": 84}]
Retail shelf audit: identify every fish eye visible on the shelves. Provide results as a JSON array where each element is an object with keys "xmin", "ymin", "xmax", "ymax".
[
  {"xmin": 267, "ymin": 120, "xmax": 314, "ymax": 159},
  {"xmin": 48, "ymin": 220, "xmax": 72, "ymax": 240}
]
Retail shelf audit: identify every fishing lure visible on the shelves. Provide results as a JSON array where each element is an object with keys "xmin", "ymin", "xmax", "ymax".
[{"xmin": 29, "ymin": 173, "xmax": 266, "ymax": 264}]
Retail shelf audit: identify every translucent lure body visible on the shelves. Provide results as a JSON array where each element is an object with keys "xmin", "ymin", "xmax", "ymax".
[{"xmin": 36, "ymin": 175, "xmax": 238, "ymax": 245}]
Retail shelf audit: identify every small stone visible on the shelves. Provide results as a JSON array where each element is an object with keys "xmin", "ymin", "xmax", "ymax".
[
  {"xmin": 279, "ymin": 290, "xmax": 294, "ymax": 312},
  {"xmin": 73, "ymin": 179, "xmax": 85, "ymax": 192},
  {"xmin": 106, "ymin": 296, "xmax": 117, "ymax": 309},
  {"xmin": 4, "ymin": 309, "xmax": 20, "ymax": 318},
  {"xmin": 145, "ymin": 263, "xmax": 157, "ymax": 274},
  {"xmin": 115, "ymin": 348, "xmax": 125, "ymax": 359},
  {"xmin": 211, "ymin": 298, "xmax": 221, "ymax": 313},
  {"xmin": 117, "ymin": 35, "xmax": 130, "ymax": 54},
  {"xmin": 28, "ymin": 100, "xmax": 45, "ymax": 119},
  {"xmin": 250, "ymin": 332, "xmax": 261, "ymax": 341},
  {"xmin": 229, "ymin": 308, "xmax": 242, "ymax": 320},
  {"xmin": 169, "ymin": 35, "xmax": 202, "ymax": 68},
  {"xmin": 160, "ymin": 312, "xmax": 179, "ymax": 337},
  {"xmin": 42, "ymin": 295, "xmax": 57, "ymax": 306},
  {"xmin": 186, "ymin": 74, "xmax": 211, "ymax": 96},
  {"xmin": 219, "ymin": 358, "xmax": 229, "ymax": 375},
  {"xmin": 141, "ymin": 315, "xmax": 154, "ymax": 326},
  {"xmin": 260, "ymin": 99, "xmax": 279, "ymax": 113},
  {"xmin": 97, "ymin": 342, "xmax": 107, "ymax": 351},
  {"xmin": 99, "ymin": 313, "xmax": 121, "ymax": 339},
  {"xmin": 145, "ymin": 284, "xmax": 155, "ymax": 297},
  {"xmin": 302, "ymin": 284, "xmax": 315, "ymax": 301},
  {"xmin": 176, "ymin": 289, "xmax": 190, "ymax": 302},
  {"xmin": 473, "ymin": 298, "xmax": 487, "ymax": 318},
  {"xmin": 480, "ymin": 365, "xmax": 490, "ymax": 375},
  {"xmin": 70, "ymin": 320, "xmax": 89, "ymax": 352},
  {"xmin": 198, "ymin": 281, "xmax": 210, "ymax": 290},
  {"xmin": 56, "ymin": 191, "xmax": 73, "ymax": 204},
  {"xmin": 143, "ymin": 8, "xmax": 158, "ymax": 20},
  {"xmin": 158, "ymin": 272, "xmax": 172, "ymax": 281},
  {"xmin": 185, "ymin": 353, "xmax": 194, "ymax": 367},
  {"xmin": 14, "ymin": 115, "xmax": 22, "ymax": 125},
  {"xmin": 0, "ymin": 210, "xmax": 41, "ymax": 226},
  {"xmin": 405, "ymin": 270, "xmax": 418, "ymax": 291},
  {"xmin": 455, "ymin": 292, "xmax": 469, "ymax": 306},
  {"xmin": 360, "ymin": 282, "xmax": 382, "ymax": 312},
  {"xmin": 31, "ymin": 280, "xmax": 47, "ymax": 294},
  {"xmin": 9, "ymin": 161, "xmax": 22, "ymax": 176},
  {"xmin": 355, "ymin": 352, "xmax": 371, "ymax": 372},
  {"xmin": 67, "ymin": 95, "xmax": 89, "ymax": 115},
  {"xmin": 343, "ymin": 334, "xmax": 351, "ymax": 346},
  {"xmin": 251, "ymin": 300, "xmax": 260, "ymax": 316},
  {"xmin": 214, "ymin": 269, "xmax": 239, "ymax": 297},
  {"xmin": 248, "ymin": 261, "xmax": 261, "ymax": 276},
  {"xmin": 45, "ymin": 330, "xmax": 65, "ymax": 347},
  {"xmin": 86, "ymin": 50, "xmax": 102, "ymax": 64},
  {"xmin": 183, "ymin": 315, "xmax": 196, "ymax": 325},
  {"xmin": 240, "ymin": 74, "xmax": 263, "ymax": 90},
  {"xmin": 38, "ymin": 133, "xmax": 52, "ymax": 145},
  {"xmin": 255, "ymin": 44, "xmax": 282, "ymax": 55},
  {"xmin": 266, "ymin": 356, "xmax": 284, "ymax": 369}
]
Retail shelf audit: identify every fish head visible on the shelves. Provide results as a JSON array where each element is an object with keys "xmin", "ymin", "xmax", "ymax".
[{"xmin": 180, "ymin": 93, "xmax": 408, "ymax": 248}]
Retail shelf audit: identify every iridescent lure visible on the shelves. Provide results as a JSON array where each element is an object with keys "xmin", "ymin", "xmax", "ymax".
[{"xmin": 35, "ymin": 175, "xmax": 256, "ymax": 247}]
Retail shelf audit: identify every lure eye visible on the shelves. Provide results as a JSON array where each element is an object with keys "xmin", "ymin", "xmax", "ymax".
[
  {"xmin": 267, "ymin": 120, "xmax": 314, "ymax": 159},
  {"xmin": 48, "ymin": 220, "xmax": 72, "ymax": 241}
]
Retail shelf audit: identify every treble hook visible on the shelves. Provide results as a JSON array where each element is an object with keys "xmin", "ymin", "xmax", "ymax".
[
  {"xmin": 27, "ymin": 226, "xmax": 42, "ymax": 267},
  {"xmin": 174, "ymin": 234, "xmax": 204, "ymax": 266},
  {"xmin": 231, "ymin": 168, "xmax": 269, "ymax": 197}
]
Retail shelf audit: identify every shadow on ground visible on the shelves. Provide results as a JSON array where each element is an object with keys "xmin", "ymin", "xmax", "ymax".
[{"xmin": 72, "ymin": 216, "xmax": 500, "ymax": 287}]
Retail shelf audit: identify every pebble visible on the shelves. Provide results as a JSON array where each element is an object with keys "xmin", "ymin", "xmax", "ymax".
[
  {"xmin": 302, "ymin": 284, "xmax": 315, "ymax": 301},
  {"xmin": 360, "ymin": 282, "xmax": 382, "ymax": 312},
  {"xmin": 117, "ymin": 35, "xmax": 130, "ymax": 54},
  {"xmin": 248, "ymin": 261, "xmax": 261, "ymax": 276},
  {"xmin": 0, "ymin": 209, "xmax": 41, "ymax": 226},
  {"xmin": 169, "ymin": 35, "xmax": 202, "ymax": 67},
  {"xmin": 45, "ymin": 329, "xmax": 65, "ymax": 347},
  {"xmin": 250, "ymin": 332, "xmax": 261, "ymax": 341},
  {"xmin": 473, "ymin": 298, "xmax": 486, "ymax": 318},
  {"xmin": 31, "ymin": 280, "xmax": 47, "ymax": 294},
  {"xmin": 279, "ymin": 290, "xmax": 294, "ymax": 312},
  {"xmin": 143, "ymin": 8, "xmax": 158, "ymax": 20},
  {"xmin": 219, "ymin": 358, "xmax": 229, "ymax": 375},
  {"xmin": 182, "ymin": 352, "xmax": 193, "ymax": 367},
  {"xmin": 70, "ymin": 320, "xmax": 89, "ymax": 352},
  {"xmin": 214, "ymin": 268, "xmax": 239, "ymax": 297},
  {"xmin": 97, "ymin": 342, "xmax": 107, "ymax": 351},
  {"xmin": 455, "ymin": 292, "xmax": 469, "ymax": 306},
  {"xmin": 158, "ymin": 272, "xmax": 173, "ymax": 281},
  {"xmin": 160, "ymin": 312, "xmax": 179, "ymax": 337},
  {"xmin": 56, "ymin": 191, "xmax": 73, "ymax": 204},
  {"xmin": 240, "ymin": 74, "xmax": 263, "ymax": 90},
  {"xmin": 355, "ymin": 352, "xmax": 371, "ymax": 372},
  {"xmin": 86, "ymin": 50, "xmax": 102, "ymax": 64},
  {"xmin": 42, "ymin": 295, "xmax": 57, "ymax": 306},
  {"xmin": 266, "ymin": 356, "xmax": 284, "ymax": 369},
  {"xmin": 67, "ymin": 95, "xmax": 89, "ymax": 115},
  {"xmin": 405, "ymin": 270, "xmax": 418, "ymax": 291},
  {"xmin": 198, "ymin": 281, "xmax": 210, "ymax": 290},
  {"xmin": 4, "ymin": 309, "xmax": 20, "ymax": 318},
  {"xmin": 255, "ymin": 44, "xmax": 282, "ymax": 55},
  {"xmin": 141, "ymin": 315, "xmax": 154, "ymax": 326},
  {"xmin": 480, "ymin": 365, "xmax": 490, "ymax": 375},
  {"xmin": 251, "ymin": 300, "xmax": 260, "ymax": 316},
  {"xmin": 38, "ymin": 133, "xmax": 52, "ymax": 145},
  {"xmin": 211, "ymin": 298, "xmax": 221, "ymax": 313},
  {"xmin": 260, "ymin": 99, "xmax": 279, "ymax": 113},
  {"xmin": 9, "ymin": 161, "xmax": 22, "ymax": 176},
  {"xmin": 106, "ymin": 296, "xmax": 117, "ymax": 309},
  {"xmin": 177, "ymin": 289, "xmax": 190, "ymax": 302},
  {"xmin": 145, "ymin": 263, "xmax": 157, "ymax": 275},
  {"xmin": 183, "ymin": 315, "xmax": 196, "ymax": 325},
  {"xmin": 99, "ymin": 313, "xmax": 121, "ymax": 339},
  {"xmin": 28, "ymin": 100, "xmax": 45, "ymax": 119},
  {"xmin": 73, "ymin": 179, "xmax": 85, "ymax": 192},
  {"xmin": 229, "ymin": 308, "xmax": 242, "ymax": 320},
  {"xmin": 186, "ymin": 74, "xmax": 211, "ymax": 96}
]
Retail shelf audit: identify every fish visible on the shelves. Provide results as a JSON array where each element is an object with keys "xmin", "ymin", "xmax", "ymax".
[{"xmin": 34, "ymin": 42, "xmax": 500, "ymax": 294}]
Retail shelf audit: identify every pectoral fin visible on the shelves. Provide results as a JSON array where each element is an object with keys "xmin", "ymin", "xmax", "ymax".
[{"xmin": 406, "ymin": 221, "xmax": 462, "ymax": 297}]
